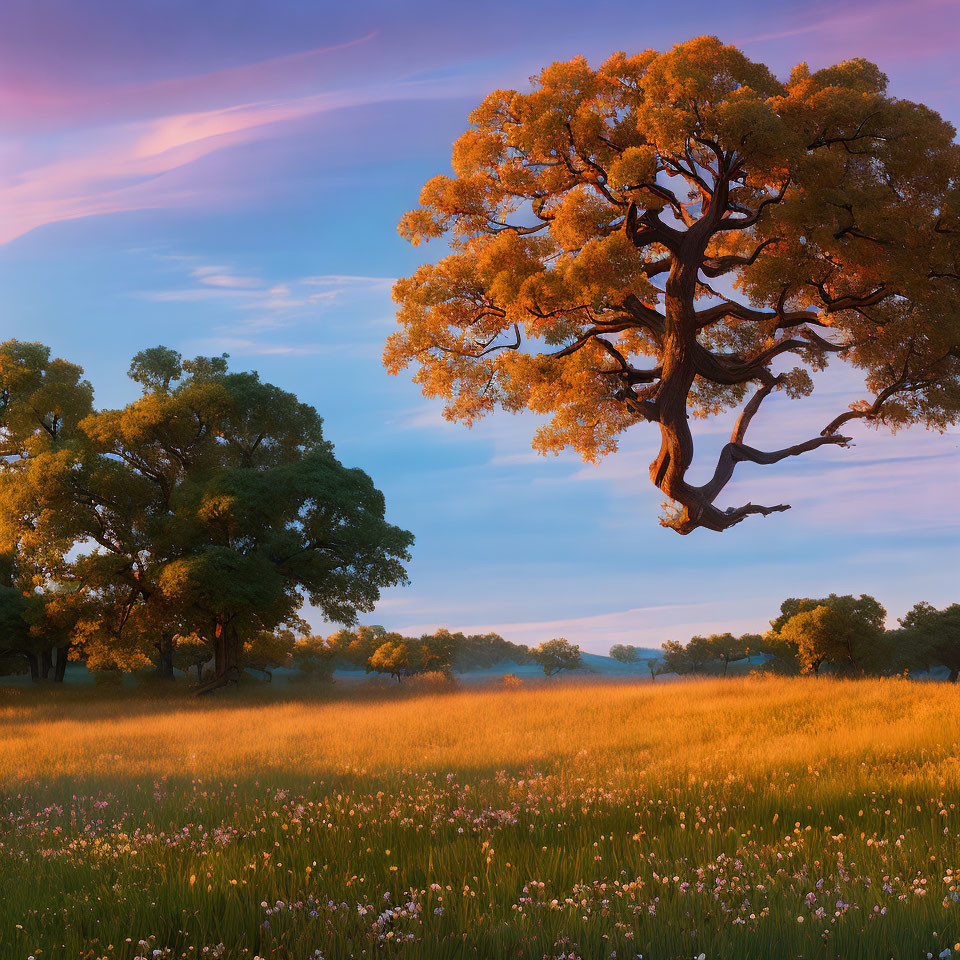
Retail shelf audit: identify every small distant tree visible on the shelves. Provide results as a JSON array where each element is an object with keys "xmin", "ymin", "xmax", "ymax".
[
  {"xmin": 685, "ymin": 635, "xmax": 718, "ymax": 673},
  {"xmin": 244, "ymin": 629, "xmax": 296, "ymax": 681},
  {"xmin": 646, "ymin": 657, "xmax": 664, "ymax": 681},
  {"xmin": 778, "ymin": 606, "xmax": 836, "ymax": 676},
  {"xmin": 758, "ymin": 628, "xmax": 801, "ymax": 674},
  {"xmin": 660, "ymin": 639, "xmax": 691, "ymax": 674},
  {"xmin": 419, "ymin": 629, "xmax": 457, "ymax": 674},
  {"xmin": 292, "ymin": 634, "xmax": 337, "ymax": 683},
  {"xmin": 660, "ymin": 635, "xmax": 721, "ymax": 674},
  {"xmin": 609, "ymin": 643, "xmax": 640, "ymax": 663},
  {"xmin": 453, "ymin": 632, "xmax": 530, "ymax": 670},
  {"xmin": 532, "ymin": 637, "xmax": 582, "ymax": 676},
  {"xmin": 899, "ymin": 602, "xmax": 960, "ymax": 681},
  {"xmin": 367, "ymin": 636, "xmax": 414, "ymax": 682},
  {"xmin": 705, "ymin": 632, "xmax": 759, "ymax": 675},
  {"xmin": 328, "ymin": 625, "xmax": 388, "ymax": 670}
]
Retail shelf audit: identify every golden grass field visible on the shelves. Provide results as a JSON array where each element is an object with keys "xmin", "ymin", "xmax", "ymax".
[{"xmin": 2, "ymin": 675, "xmax": 960, "ymax": 958}]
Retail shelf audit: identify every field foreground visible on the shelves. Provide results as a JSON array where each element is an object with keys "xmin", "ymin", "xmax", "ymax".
[{"xmin": 2, "ymin": 677, "xmax": 960, "ymax": 959}]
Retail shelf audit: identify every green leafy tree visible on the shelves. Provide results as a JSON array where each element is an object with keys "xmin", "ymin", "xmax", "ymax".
[
  {"xmin": 685, "ymin": 634, "xmax": 718, "ymax": 673},
  {"xmin": 660, "ymin": 639, "xmax": 690, "ymax": 674},
  {"xmin": 244, "ymin": 629, "xmax": 297, "ymax": 681},
  {"xmin": 364, "ymin": 629, "xmax": 459, "ymax": 682},
  {"xmin": 660, "ymin": 635, "xmax": 717, "ymax": 674},
  {"xmin": 292, "ymin": 634, "xmax": 337, "ymax": 683},
  {"xmin": 367, "ymin": 635, "xmax": 416, "ymax": 682},
  {"xmin": 705, "ymin": 632, "xmax": 759, "ymax": 675},
  {"xmin": 327, "ymin": 625, "xmax": 389, "ymax": 670},
  {"xmin": 0, "ymin": 574, "xmax": 34, "ymax": 678},
  {"xmin": 418, "ymin": 629, "xmax": 457, "ymax": 674},
  {"xmin": 452, "ymin": 632, "xmax": 529, "ymax": 670},
  {"xmin": 531, "ymin": 637, "xmax": 582, "ymax": 676},
  {"xmin": 609, "ymin": 643, "xmax": 640, "ymax": 663},
  {"xmin": 385, "ymin": 36, "xmax": 960, "ymax": 535},
  {"xmin": 899, "ymin": 602, "xmax": 960, "ymax": 681},
  {"xmin": 758, "ymin": 627, "xmax": 801, "ymax": 674},
  {"xmin": 0, "ymin": 342, "xmax": 94, "ymax": 680},
  {"xmin": 774, "ymin": 594, "xmax": 887, "ymax": 676},
  {"xmin": 0, "ymin": 344, "xmax": 414, "ymax": 690}
]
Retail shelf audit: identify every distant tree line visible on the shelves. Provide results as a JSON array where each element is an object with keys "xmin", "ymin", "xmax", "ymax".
[
  {"xmin": 609, "ymin": 594, "xmax": 960, "ymax": 681},
  {"xmin": 291, "ymin": 628, "xmax": 581, "ymax": 683}
]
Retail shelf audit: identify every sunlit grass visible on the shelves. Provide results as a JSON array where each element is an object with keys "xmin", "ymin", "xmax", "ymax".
[{"xmin": 2, "ymin": 676, "xmax": 960, "ymax": 958}]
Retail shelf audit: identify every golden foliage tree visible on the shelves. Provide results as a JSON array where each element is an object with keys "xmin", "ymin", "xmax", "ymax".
[{"xmin": 385, "ymin": 37, "xmax": 960, "ymax": 533}]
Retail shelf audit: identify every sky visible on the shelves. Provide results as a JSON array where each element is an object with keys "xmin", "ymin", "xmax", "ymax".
[{"xmin": 1, "ymin": 0, "xmax": 959, "ymax": 652}]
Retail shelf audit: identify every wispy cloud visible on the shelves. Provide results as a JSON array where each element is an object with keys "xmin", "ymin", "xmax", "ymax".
[
  {"xmin": 185, "ymin": 336, "xmax": 343, "ymax": 358},
  {"xmin": 0, "ymin": 39, "xmax": 488, "ymax": 246},
  {"xmin": 0, "ymin": 33, "xmax": 379, "ymax": 130},
  {"xmin": 737, "ymin": 0, "xmax": 960, "ymax": 61},
  {"xmin": 303, "ymin": 275, "xmax": 396, "ymax": 291},
  {"xmin": 142, "ymin": 255, "xmax": 396, "ymax": 356},
  {"xmin": 147, "ymin": 258, "xmax": 393, "ymax": 311}
]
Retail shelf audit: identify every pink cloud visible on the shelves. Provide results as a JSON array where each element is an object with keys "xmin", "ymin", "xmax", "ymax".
[
  {"xmin": 0, "ymin": 21, "xmax": 506, "ymax": 246},
  {"xmin": 0, "ymin": 71, "xmax": 484, "ymax": 245},
  {"xmin": 737, "ymin": 0, "xmax": 960, "ymax": 63},
  {"xmin": 0, "ymin": 33, "xmax": 377, "ymax": 131}
]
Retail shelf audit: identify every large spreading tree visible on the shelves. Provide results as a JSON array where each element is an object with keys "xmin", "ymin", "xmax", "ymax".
[
  {"xmin": 385, "ymin": 36, "xmax": 960, "ymax": 533},
  {"xmin": 0, "ymin": 342, "xmax": 414, "ymax": 687}
]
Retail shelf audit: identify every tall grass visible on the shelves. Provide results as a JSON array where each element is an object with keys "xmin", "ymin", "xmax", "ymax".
[{"xmin": 2, "ymin": 676, "xmax": 959, "ymax": 958}]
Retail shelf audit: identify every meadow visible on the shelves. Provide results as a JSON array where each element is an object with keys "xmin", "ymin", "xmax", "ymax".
[{"xmin": 2, "ymin": 676, "xmax": 960, "ymax": 960}]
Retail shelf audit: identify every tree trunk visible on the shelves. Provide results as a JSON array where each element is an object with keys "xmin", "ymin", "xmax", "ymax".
[
  {"xmin": 196, "ymin": 624, "xmax": 242, "ymax": 695},
  {"xmin": 723, "ymin": 659, "xmax": 729, "ymax": 677},
  {"xmin": 195, "ymin": 662, "xmax": 204, "ymax": 682},
  {"xmin": 53, "ymin": 644, "xmax": 70, "ymax": 683},
  {"xmin": 648, "ymin": 262, "xmax": 707, "ymax": 534},
  {"xmin": 949, "ymin": 667, "xmax": 959, "ymax": 683},
  {"xmin": 157, "ymin": 633, "xmax": 175, "ymax": 681},
  {"xmin": 39, "ymin": 649, "xmax": 53, "ymax": 680},
  {"xmin": 26, "ymin": 652, "xmax": 40, "ymax": 683}
]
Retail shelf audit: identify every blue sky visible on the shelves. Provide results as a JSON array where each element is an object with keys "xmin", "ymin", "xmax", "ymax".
[{"xmin": 2, "ymin": 0, "xmax": 958, "ymax": 651}]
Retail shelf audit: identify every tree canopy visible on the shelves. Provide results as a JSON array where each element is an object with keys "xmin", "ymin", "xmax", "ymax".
[
  {"xmin": 0, "ymin": 342, "xmax": 414, "ymax": 687},
  {"xmin": 660, "ymin": 631, "xmax": 757, "ymax": 674},
  {"xmin": 898, "ymin": 602, "xmax": 960, "ymax": 682},
  {"xmin": 531, "ymin": 637, "xmax": 582, "ymax": 676},
  {"xmin": 385, "ymin": 36, "xmax": 960, "ymax": 533},
  {"xmin": 767, "ymin": 594, "xmax": 887, "ymax": 676}
]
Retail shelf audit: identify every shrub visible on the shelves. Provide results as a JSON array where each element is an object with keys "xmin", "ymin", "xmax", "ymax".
[{"xmin": 405, "ymin": 671, "xmax": 459, "ymax": 694}]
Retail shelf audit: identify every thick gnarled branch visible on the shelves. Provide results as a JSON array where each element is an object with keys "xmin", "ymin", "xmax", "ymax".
[{"xmin": 697, "ymin": 432, "xmax": 850, "ymax": 506}]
